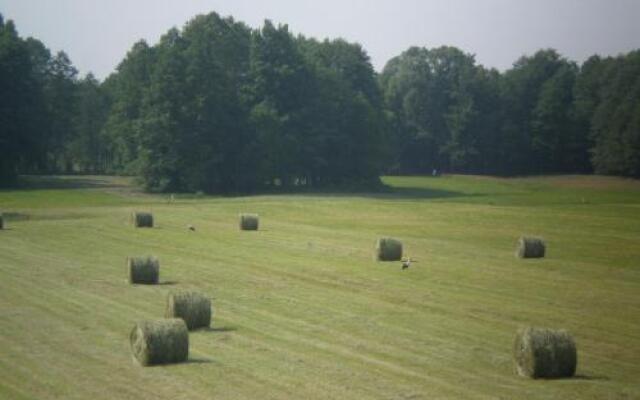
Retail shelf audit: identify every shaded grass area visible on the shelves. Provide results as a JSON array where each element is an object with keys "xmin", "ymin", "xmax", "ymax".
[
  {"xmin": 0, "ymin": 174, "xmax": 639, "ymax": 399},
  {"xmin": 382, "ymin": 175, "xmax": 640, "ymax": 206}
]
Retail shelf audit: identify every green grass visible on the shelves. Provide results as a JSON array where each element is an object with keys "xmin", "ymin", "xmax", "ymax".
[{"xmin": 1, "ymin": 174, "xmax": 639, "ymax": 399}]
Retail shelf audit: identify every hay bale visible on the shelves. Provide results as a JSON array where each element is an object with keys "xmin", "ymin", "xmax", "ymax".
[
  {"xmin": 131, "ymin": 211, "xmax": 154, "ymax": 228},
  {"xmin": 239, "ymin": 213, "xmax": 259, "ymax": 231},
  {"xmin": 165, "ymin": 291, "xmax": 212, "ymax": 330},
  {"xmin": 513, "ymin": 327, "xmax": 577, "ymax": 378},
  {"xmin": 127, "ymin": 256, "xmax": 159, "ymax": 284},
  {"xmin": 130, "ymin": 319, "xmax": 189, "ymax": 366},
  {"xmin": 375, "ymin": 237, "xmax": 403, "ymax": 261},
  {"xmin": 516, "ymin": 237, "xmax": 546, "ymax": 258}
]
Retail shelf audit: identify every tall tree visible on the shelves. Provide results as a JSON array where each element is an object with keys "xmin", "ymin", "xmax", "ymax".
[
  {"xmin": 246, "ymin": 20, "xmax": 314, "ymax": 188},
  {"xmin": 67, "ymin": 73, "xmax": 109, "ymax": 172},
  {"xmin": 500, "ymin": 50, "xmax": 562, "ymax": 174},
  {"xmin": 0, "ymin": 15, "xmax": 40, "ymax": 185},
  {"xmin": 135, "ymin": 28, "xmax": 188, "ymax": 191},
  {"xmin": 22, "ymin": 37, "xmax": 53, "ymax": 172},
  {"xmin": 300, "ymin": 38, "xmax": 387, "ymax": 184},
  {"xmin": 380, "ymin": 46, "xmax": 485, "ymax": 173},
  {"xmin": 102, "ymin": 40, "xmax": 155, "ymax": 173},
  {"xmin": 42, "ymin": 51, "xmax": 78, "ymax": 172},
  {"xmin": 589, "ymin": 51, "xmax": 640, "ymax": 176},
  {"xmin": 179, "ymin": 13, "xmax": 253, "ymax": 192},
  {"xmin": 530, "ymin": 62, "xmax": 587, "ymax": 172},
  {"xmin": 467, "ymin": 66, "xmax": 502, "ymax": 174}
]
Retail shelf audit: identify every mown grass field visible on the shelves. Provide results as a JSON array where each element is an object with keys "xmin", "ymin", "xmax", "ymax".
[{"xmin": 1, "ymin": 174, "xmax": 639, "ymax": 399}]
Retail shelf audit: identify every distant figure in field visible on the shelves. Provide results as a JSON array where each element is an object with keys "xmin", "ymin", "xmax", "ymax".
[
  {"xmin": 187, "ymin": 224, "xmax": 195, "ymax": 231},
  {"xmin": 432, "ymin": 168, "xmax": 438, "ymax": 177}
]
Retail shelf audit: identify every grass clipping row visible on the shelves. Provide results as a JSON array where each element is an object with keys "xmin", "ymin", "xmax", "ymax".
[
  {"xmin": 131, "ymin": 211, "xmax": 154, "ymax": 228},
  {"xmin": 375, "ymin": 237, "xmax": 403, "ymax": 261},
  {"xmin": 130, "ymin": 319, "xmax": 189, "ymax": 366},
  {"xmin": 239, "ymin": 213, "xmax": 259, "ymax": 230},
  {"xmin": 513, "ymin": 327, "xmax": 577, "ymax": 378},
  {"xmin": 516, "ymin": 237, "xmax": 546, "ymax": 258},
  {"xmin": 128, "ymin": 256, "xmax": 159, "ymax": 284},
  {"xmin": 166, "ymin": 291, "xmax": 212, "ymax": 330}
]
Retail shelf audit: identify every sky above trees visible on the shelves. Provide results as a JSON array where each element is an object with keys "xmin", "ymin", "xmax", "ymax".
[{"xmin": 1, "ymin": 0, "xmax": 639, "ymax": 80}]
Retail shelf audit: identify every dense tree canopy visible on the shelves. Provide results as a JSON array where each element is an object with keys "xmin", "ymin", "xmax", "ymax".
[
  {"xmin": 379, "ymin": 48, "xmax": 594, "ymax": 176},
  {"xmin": 585, "ymin": 51, "xmax": 640, "ymax": 176},
  {"xmin": 1, "ymin": 11, "xmax": 639, "ymax": 190},
  {"xmin": 99, "ymin": 14, "xmax": 387, "ymax": 192},
  {"xmin": 380, "ymin": 46, "xmax": 491, "ymax": 173},
  {"xmin": 0, "ymin": 16, "xmax": 39, "ymax": 184}
]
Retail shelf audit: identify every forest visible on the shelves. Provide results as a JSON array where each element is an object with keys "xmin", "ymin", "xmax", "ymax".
[{"xmin": 1, "ymin": 11, "xmax": 639, "ymax": 192}]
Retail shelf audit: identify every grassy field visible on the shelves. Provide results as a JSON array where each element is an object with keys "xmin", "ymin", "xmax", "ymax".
[{"xmin": 1, "ymin": 174, "xmax": 639, "ymax": 399}]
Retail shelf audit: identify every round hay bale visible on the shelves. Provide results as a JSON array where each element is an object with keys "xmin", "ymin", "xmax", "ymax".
[
  {"xmin": 516, "ymin": 237, "xmax": 546, "ymax": 258},
  {"xmin": 375, "ymin": 237, "xmax": 403, "ymax": 261},
  {"xmin": 131, "ymin": 211, "xmax": 154, "ymax": 228},
  {"xmin": 513, "ymin": 327, "xmax": 577, "ymax": 378},
  {"xmin": 239, "ymin": 213, "xmax": 259, "ymax": 231},
  {"xmin": 165, "ymin": 291, "xmax": 212, "ymax": 330},
  {"xmin": 127, "ymin": 256, "xmax": 159, "ymax": 284},
  {"xmin": 130, "ymin": 319, "xmax": 189, "ymax": 366}
]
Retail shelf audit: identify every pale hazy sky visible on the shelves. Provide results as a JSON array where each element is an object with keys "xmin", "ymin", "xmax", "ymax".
[{"xmin": 1, "ymin": 0, "xmax": 639, "ymax": 80}]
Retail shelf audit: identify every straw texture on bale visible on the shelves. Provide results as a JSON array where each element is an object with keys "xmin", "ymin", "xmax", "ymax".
[
  {"xmin": 516, "ymin": 237, "xmax": 546, "ymax": 258},
  {"xmin": 375, "ymin": 237, "xmax": 403, "ymax": 261},
  {"xmin": 130, "ymin": 319, "xmax": 189, "ymax": 366},
  {"xmin": 131, "ymin": 211, "xmax": 154, "ymax": 228},
  {"xmin": 127, "ymin": 256, "xmax": 159, "ymax": 284},
  {"xmin": 165, "ymin": 291, "xmax": 212, "ymax": 330},
  {"xmin": 239, "ymin": 213, "xmax": 259, "ymax": 231},
  {"xmin": 513, "ymin": 327, "xmax": 577, "ymax": 378}
]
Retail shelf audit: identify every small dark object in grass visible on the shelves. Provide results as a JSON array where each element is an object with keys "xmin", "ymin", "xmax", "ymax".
[
  {"xmin": 513, "ymin": 327, "xmax": 577, "ymax": 378},
  {"xmin": 401, "ymin": 257, "xmax": 416, "ymax": 270},
  {"xmin": 516, "ymin": 237, "xmax": 546, "ymax": 258},
  {"xmin": 130, "ymin": 319, "xmax": 189, "ymax": 366},
  {"xmin": 165, "ymin": 291, "xmax": 212, "ymax": 330},
  {"xmin": 131, "ymin": 211, "xmax": 153, "ymax": 228},
  {"xmin": 375, "ymin": 237, "xmax": 403, "ymax": 261},
  {"xmin": 127, "ymin": 256, "xmax": 159, "ymax": 284},
  {"xmin": 239, "ymin": 213, "xmax": 259, "ymax": 231}
]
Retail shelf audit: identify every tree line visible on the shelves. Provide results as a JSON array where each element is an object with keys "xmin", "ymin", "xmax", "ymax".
[
  {"xmin": 1, "ymin": 12, "xmax": 639, "ymax": 191},
  {"xmin": 381, "ymin": 46, "xmax": 640, "ymax": 177}
]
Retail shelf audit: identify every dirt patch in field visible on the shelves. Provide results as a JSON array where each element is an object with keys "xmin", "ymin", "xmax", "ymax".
[
  {"xmin": 449, "ymin": 174, "xmax": 640, "ymax": 191},
  {"xmin": 18, "ymin": 175, "xmax": 134, "ymax": 190},
  {"xmin": 1, "ymin": 211, "xmax": 100, "ymax": 222},
  {"xmin": 17, "ymin": 175, "xmax": 156, "ymax": 199}
]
